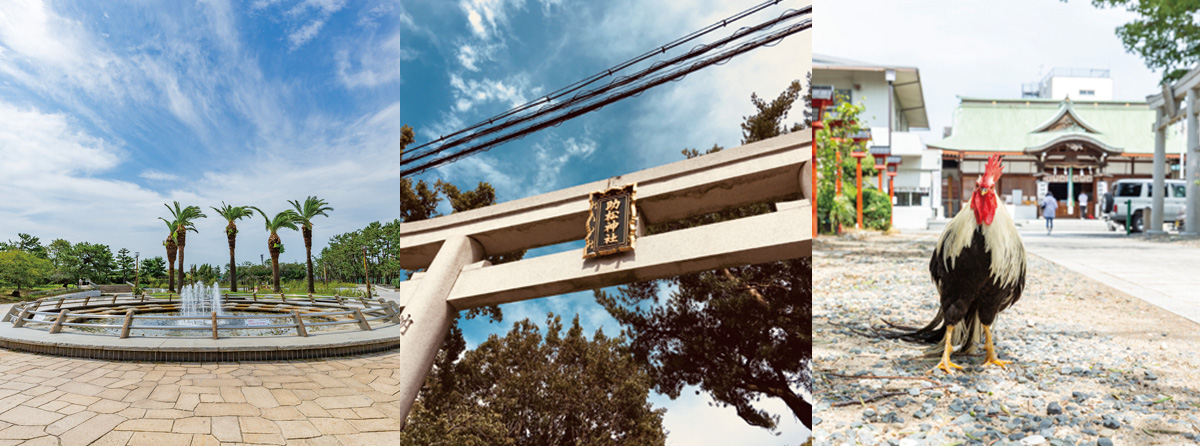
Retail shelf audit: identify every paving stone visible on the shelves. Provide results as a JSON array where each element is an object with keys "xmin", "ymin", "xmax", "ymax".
[
  {"xmin": 219, "ymin": 387, "xmax": 246, "ymax": 403},
  {"xmin": 243, "ymin": 433, "xmax": 286, "ymax": 445},
  {"xmin": 59, "ymin": 394, "xmax": 100, "ymax": 406},
  {"xmin": 195, "ymin": 403, "xmax": 259, "ymax": 417},
  {"xmin": 0, "ymin": 406, "xmax": 64, "ymax": 426},
  {"xmin": 147, "ymin": 384, "xmax": 180, "ymax": 402},
  {"xmin": 270, "ymin": 389, "xmax": 302, "ymax": 406},
  {"xmin": 174, "ymin": 393, "xmax": 200, "ymax": 411},
  {"xmin": 239, "ymin": 416, "xmax": 281, "ymax": 434},
  {"xmin": 174, "ymin": 417, "xmax": 211, "ymax": 434},
  {"xmin": 146, "ymin": 409, "xmax": 191, "ymax": 419},
  {"xmin": 115, "ymin": 418, "xmax": 174, "ymax": 432},
  {"xmin": 294, "ymin": 401, "xmax": 330, "ymax": 418},
  {"xmin": 276, "ymin": 420, "xmax": 322, "ymax": 439},
  {"xmin": 57, "ymin": 403, "xmax": 87, "ymax": 415},
  {"xmin": 190, "ymin": 434, "xmax": 220, "ymax": 446},
  {"xmin": 127, "ymin": 431, "xmax": 194, "ymax": 446},
  {"xmin": 59, "ymin": 413, "xmax": 126, "ymax": 446},
  {"xmin": 309, "ymin": 418, "xmax": 356, "ymax": 435},
  {"xmin": 58, "ymin": 381, "xmax": 105, "ymax": 397},
  {"xmin": 261, "ymin": 406, "xmax": 306, "ymax": 421},
  {"xmin": 313, "ymin": 395, "xmax": 372, "ymax": 410},
  {"xmin": 0, "ymin": 425, "xmax": 44, "ymax": 440},
  {"xmin": 90, "ymin": 430, "xmax": 135, "ymax": 446},
  {"xmin": 351, "ymin": 407, "xmax": 386, "ymax": 419},
  {"xmin": 211, "ymin": 416, "xmax": 241, "ymax": 443},
  {"xmin": 16, "ymin": 435, "xmax": 56, "ymax": 446},
  {"xmin": 336, "ymin": 432, "xmax": 399, "ymax": 446},
  {"xmin": 45, "ymin": 410, "xmax": 96, "ymax": 436},
  {"xmin": 347, "ymin": 418, "xmax": 401, "ymax": 432},
  {"xmin": 243, "ymin": 387, "xmax": 281, "ymax": 409},
  {"xmin": 88, "ymin": 399, "xmax": 130, "ymax": 414}
]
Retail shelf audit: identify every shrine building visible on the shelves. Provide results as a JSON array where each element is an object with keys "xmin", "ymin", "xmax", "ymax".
[{"xmin": 929, "ymin": 95, "xmax": 1186, "ymax": 219}]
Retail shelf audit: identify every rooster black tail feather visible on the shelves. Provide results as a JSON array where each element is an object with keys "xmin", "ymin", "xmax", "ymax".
[{"xmin": 878, "ymin": 309, "xmax": 946, "ymax": 344}]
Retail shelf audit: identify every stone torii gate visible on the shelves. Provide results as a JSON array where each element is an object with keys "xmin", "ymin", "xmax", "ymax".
[
  {"xmin": 1148, "ymin": 67, "xmax": 1200, "ymax": 235},
  {"xmin": 393, "ymin": 131, "xmax": 811, "ymax": 427}
]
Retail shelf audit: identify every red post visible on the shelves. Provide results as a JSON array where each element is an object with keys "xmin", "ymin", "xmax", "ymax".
[
  {"xmin": 888, "ymin": 171, "xmax": 898, "ymax": 228},
  {"xmin": 852, "ymin": 151, "xmax": 868, "ymax": 229},
  {"xmin": 812, "ymin": 123, "xmax": 819, "ymax": 238}
]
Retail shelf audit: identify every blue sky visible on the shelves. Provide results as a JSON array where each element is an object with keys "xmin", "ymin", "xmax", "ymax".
[
  {"xmin": 0, "ymin": 0, "xmax": 400, "ymax": 268},
  {"xmin": 400, "ymin": 0, "xmax": 809, "ymax": 443}
]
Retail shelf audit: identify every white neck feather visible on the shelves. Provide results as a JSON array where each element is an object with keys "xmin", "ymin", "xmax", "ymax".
[{"xmin": 937, "ymin": 196, "xmax": 1026, "ymax": 287}]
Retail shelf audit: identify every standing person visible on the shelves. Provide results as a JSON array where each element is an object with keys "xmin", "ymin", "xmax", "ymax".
[
  {"xmin": 1078, "ymin": 192, "xmax": 1090, "ymax": 219},
  {"xmin": 1041, "ymin": 193, "xmax": 1059, "ymax": 235}
]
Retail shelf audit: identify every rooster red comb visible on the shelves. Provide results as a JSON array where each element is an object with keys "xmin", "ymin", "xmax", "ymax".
[{"xmin": 976, "ymin": 155, "xmax": 1004, "ymax": 189}]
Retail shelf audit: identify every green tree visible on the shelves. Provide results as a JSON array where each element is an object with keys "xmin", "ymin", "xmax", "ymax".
[
  {"xmin": 1083, "ymin": 0, "xmax": 1200, "ymax": 83},
  {"xmin": 5, "ymin": 234, "xmax": 47, "ymax": 258},
  {"xmin": 163, "ymin": 201, "xmax": 206, "ymax": 287},
  {"xmin": 141, "ymin": 257, "xmax": 167, "ymax": 280},
  {"xmin": 288, "ymin": 196, "xmax": 334, "ymax": 294},
  {"xmin": 116, "ymin": 248, "xmax": 135, "ymax": 283},
  {"xmin": 0, "ymin": 250, "xmax": 53, "ymax": 296},
  {"xmin": 596, "ymin": 81, "xmax": 812, "ymax": 431},
  {"xmin": 400, "ymin": 314, "xmax": 666, "ymax": 446},
  {"xmin": 816, "ymin": 99, "xmax": 884, "ymax": 234},
  {"xmin": 248, "ymin": 207, "xmax": 299, "ymax": 293},
  {"xmin": 210, "ymin": 202, "xmax": 255, "ymax": 292},
  {"xmin": 73, "ymin": 242, "xmax": 115, "ymax": 284}
]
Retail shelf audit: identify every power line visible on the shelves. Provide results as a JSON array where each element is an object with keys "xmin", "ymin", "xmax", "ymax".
[{"xmin": 401, "ymin": 1, "xmax": 811, "ymax": 178}]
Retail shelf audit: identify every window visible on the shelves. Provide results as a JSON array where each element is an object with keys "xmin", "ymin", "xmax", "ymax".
[
  {"xmin": 1079, "ymin": 89, "xmax": 1095, "ymax": 96},
  {"xmin": 1173, "ymin": 184, "xmax": 1187, "ymax": 198},
  {"xmin": 895, "ymin": 192, "xmax": 928, "ymax": 207},
  {"xmin": 1115, "ymin": 183, "xmax": 1141, "ymax": 197},
  {"xmin": 835, "ymin": 89, "xmax": 852, "ymax": 105}
]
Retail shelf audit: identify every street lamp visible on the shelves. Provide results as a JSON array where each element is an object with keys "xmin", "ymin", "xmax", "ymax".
[
  {"xmin": 812, "ymin": 86, "xmax": 834, "ymax": 237},
  {"xmin": 134, "ymin": 252, "xmax": 140, "ymax": 295},
  {"xmin": 850, "ymin": 129, "xmax": 872, "ymax": 230},
  {"xmin": 361, "ymin": 245, "xmax": 371, "ymax": 298}
]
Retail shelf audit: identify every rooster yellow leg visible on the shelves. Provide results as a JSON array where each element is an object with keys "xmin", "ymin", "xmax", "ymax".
[
  {"xmin": 928, "ymin": 325, "xmax": 964, "ymax": 374},
  {"xmin": 982, "ymin": 324, "xmax": 1012, "ymax": 368}
]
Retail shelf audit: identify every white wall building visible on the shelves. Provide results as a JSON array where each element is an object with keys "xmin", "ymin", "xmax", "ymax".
[
  {"xmin": 1022, "ymin": 68, "xmax": 1113, "ymax": 101},
  {"xmin": 813, "ymin": 54, "xmax": 941, "ymax": 230}
]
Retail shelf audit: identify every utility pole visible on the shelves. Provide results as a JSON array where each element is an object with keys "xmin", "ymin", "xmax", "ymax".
[{"xmin": 362, "ymin": 245, "xmax": 371, "ymax": 298}]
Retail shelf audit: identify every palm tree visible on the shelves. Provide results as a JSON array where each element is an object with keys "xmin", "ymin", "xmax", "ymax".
[
  {"xmin": 164, "ymin": 202, "xmax": 206, "ymax": 287},
  {"xmin": 210, "ymin": 202, "xmax": 255, "ymax": 292},
  {"xmin": 159, "ymin": 218, "xmax": 178, "ymax": 292},
  {"xmin": 248, "ymin": 207, "xmax": 299, "ymax": 293},
  {"xmin": 288, "ymin": 196, "xmax": 333, "ymax": 294}
]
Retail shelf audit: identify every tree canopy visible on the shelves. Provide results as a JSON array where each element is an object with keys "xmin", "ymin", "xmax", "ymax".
[
  {"xmin": 0, "ymin": 250, "xmax": 54, "ymax": 295},
  {"xmin": 1084, "ymin": 0, "xmax": 1200, "ymax": 83},
  {"xmin": 595, "ymin": 77, "xmax": 813, "ymax": 431},
  {"xmin": 400, "ymin": 315, "xmax": 666, "ymax": 446}
]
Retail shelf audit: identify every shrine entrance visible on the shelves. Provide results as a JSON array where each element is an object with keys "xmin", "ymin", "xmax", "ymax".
[
  {"xmin": 394, "ymin": 132, "xmax": 810, "ymax": 427},
  {"xmin": 1029, "ymin": 136, "xmax": 1116, "ymax": 219}
]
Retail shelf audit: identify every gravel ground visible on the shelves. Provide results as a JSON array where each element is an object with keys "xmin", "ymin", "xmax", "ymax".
[{"xmin": 813, "ymin": 232, "xmax": 1200, "ymax": 446}]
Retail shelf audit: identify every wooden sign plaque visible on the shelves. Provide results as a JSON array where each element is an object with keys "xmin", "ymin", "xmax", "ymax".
[{"xmin": 584, "ymin": 183, "xmax": 637, "ymax": 259}]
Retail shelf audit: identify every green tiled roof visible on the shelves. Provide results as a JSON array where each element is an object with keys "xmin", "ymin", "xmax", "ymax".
[{"xmin": 929, "ymin": 97, "xmax": 1182, "ymax": 154}]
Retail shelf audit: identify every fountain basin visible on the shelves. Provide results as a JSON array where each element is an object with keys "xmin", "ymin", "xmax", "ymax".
[{"xmin": 0, "ymin": 291, "xmax": 406, "ymax": 361}]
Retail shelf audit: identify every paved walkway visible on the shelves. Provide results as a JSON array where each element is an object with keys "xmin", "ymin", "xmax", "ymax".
[
  {"xmin": 0, "ymin": 289, "xmax": 407, "ymax": 445},
  {"xmin": 1012, "ymin": 218, "xmax": 1200, "ymax": 327}
]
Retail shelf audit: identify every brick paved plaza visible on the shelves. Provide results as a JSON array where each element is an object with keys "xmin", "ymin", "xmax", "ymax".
[{"xmin": 0, "ymin": 348, "xmax": 402, "ymax": 445}]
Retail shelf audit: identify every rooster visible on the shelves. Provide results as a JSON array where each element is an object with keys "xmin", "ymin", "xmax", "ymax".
[{"xmin": 888, "ymin": 155, "xmax": 1026, "ymax": 374}]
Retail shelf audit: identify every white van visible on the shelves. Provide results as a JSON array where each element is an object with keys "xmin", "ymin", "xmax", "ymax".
[{"xmin": 1108, "ymin": 179, "xmax": 1187, "ymax": 232}]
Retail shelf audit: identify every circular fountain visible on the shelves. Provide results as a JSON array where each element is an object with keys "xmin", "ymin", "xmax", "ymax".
[{"xmin": 0, "ymin": 283, "xmax": 406, "ymax": 361}]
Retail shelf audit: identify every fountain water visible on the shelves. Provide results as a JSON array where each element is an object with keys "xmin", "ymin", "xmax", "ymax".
[{"xmin": 179, "ymin": 282, "xmax": 225, "ymax": 324}]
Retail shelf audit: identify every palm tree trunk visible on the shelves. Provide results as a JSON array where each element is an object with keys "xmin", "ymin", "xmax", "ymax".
[
  {"xmin": 227, "ymin": 222, "xmax": 238, "ymax": 292},
  {"xmin": 176, "ymin": 227, "xmax": 187, "ymax": 287},
  {"xmin": 303, "ymin": 225, "xmax": 314, "ymax": 294},
  {"xmin": 166, "ymin": 240, "xmax": 178, "ymax": 293},
  {"xmin": 268, "ymin": 233, "xmax": 282, "ymax": 293}
]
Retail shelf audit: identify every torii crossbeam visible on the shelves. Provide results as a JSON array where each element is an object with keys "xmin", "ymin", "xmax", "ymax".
[{"xmin": 393, "ymin": 131, "xmax": 812, "ymax": 427}]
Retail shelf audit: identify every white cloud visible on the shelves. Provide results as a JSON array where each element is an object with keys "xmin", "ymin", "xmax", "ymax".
[
  {"xmin": 140, "ymin": 170, "xmax": 180, "ymax": 182},
  {"xmin": 459, "ymin": 0, "xmax": 526, "ymax": 40},
  {"xmin": 337, "ymin": 31, "xmax": 404, "ymax": 89},
  {"xmin": 653, "ymin": 390, "xmax": 809, "ymax": 445},
  {"xmin": 532, "ymin": 135, "xmax": 596, "ymax": 194},
  {"xmin": 448, "ymin": 73, "xmax": 535, "ymax": 113},
  {"xmin": 288, "ymin": 18, "xmax": 326, "ymax": 49}
]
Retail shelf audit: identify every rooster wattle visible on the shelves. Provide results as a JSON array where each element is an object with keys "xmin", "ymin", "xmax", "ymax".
[{"xmin": 890, "ymin": 154, "xmax": 1027, "ymax": 374}]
